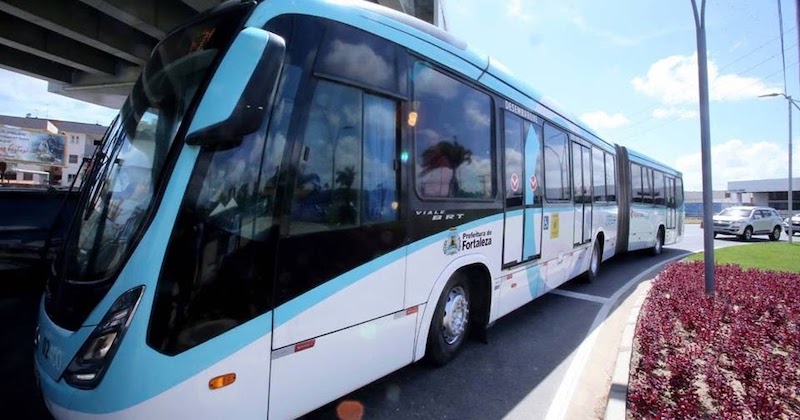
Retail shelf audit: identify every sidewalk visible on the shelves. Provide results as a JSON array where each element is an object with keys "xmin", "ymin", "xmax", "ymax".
[{"xmin": 560, "ymin": 260, "xmax": 674, "ymax": 420}]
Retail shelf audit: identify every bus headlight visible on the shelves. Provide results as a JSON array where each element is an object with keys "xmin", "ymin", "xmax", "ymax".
[{"xmin": 64, "ymin": 286, "xmax": 144, "ymax": 389}]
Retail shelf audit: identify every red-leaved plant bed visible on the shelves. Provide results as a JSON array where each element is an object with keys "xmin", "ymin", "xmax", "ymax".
[{"xmin": 627, "ymin": 261, "xmax": 800, "ymax": 418}]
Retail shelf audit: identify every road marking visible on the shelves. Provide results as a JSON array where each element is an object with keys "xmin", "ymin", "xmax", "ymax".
[
  {"xmin": 550, "ymin": 289, "xmax": 609, "ymax": 304},
  {"xmin": 544, "ymin": 251, "xmax": 692, "ymax": 420}
]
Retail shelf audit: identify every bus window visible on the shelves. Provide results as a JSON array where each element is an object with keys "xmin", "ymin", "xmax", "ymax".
[
  {"xmin": 291, "ymin": 81, "xmax": 363, "ymax": 233},
  {"xmin": 592, "ymin": 147, "xmax": 605, "ymax": 202},
  {"xmin": 543, "ymin": 123, "xmax": 569, "ymax": 201},
  {"xmin": 362, "ymin": 94, "xmax": 399, "ymax": 223},
  {"xmin": 413, "ymin": 62, "xmax": 493, "ymax": 199},
  {"xmin": 654, "ymin": 172, "xmax": 665, "ymax": 206},
  {"xmin": 315, "ymin": 21, "xmax": 406, "ymax": 96},
  {"xmin": 631, "ymin": 163, "xmax": 643, "ymax": 203},
  {"xmin": 290, "ymin": 80, "xmax": 399, "ymax": 233},
  {"xmin": 606, "ymin": 154, "xmax": 616, "ymax": 202},
  {"xmin": 149, "ymin": 118, "xmax": 276, "ymax": 355},
  {"xmin": 504, "ymin": 112, "xmax": 524, "ymax": 203},
  {"xmin": 643, "ymin": 167, "xmax": 654, "ymax": 205}
]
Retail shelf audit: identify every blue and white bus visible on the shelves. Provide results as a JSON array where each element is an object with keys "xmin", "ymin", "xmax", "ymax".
[{"xmin": 34, "ymin": 0, "xmax": 684, "ymax": 418}]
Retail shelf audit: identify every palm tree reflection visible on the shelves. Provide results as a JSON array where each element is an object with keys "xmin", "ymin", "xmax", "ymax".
[{"xmin": 420, "ymin": 139, "xmax": 473, "ymax": 197}]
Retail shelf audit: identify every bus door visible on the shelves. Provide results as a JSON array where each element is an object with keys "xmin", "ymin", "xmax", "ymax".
[
  {"xmin": 269, "ymin": 78, "xmax": 411, "ymax": 419},
  {"xmin": 572, "ymin": 142, "xmax": 592, "ymax": 245},
  {"xmin": 502, "ymin": 113, "xmax": 542, "ymax": 267},
  {"xmin": 665, "ymin": 176, "xmax": 677, "ymax": 241}
]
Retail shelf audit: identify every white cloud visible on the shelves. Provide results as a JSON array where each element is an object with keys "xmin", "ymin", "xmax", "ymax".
[
  {"xmin": 0, "ymin": 69, "xmax": 118, "ymax": 125},
  {"xmin": 675, "ymin": 139, "xmax": 800, "ymax": 190},
  {"xmin": 465, "ymin": 99, "xmax": 491, "ymax": 128},
  {"xmin": 631, "ymin": 54, "xmax": 777, "ymax": 105},
  {"xmin": 507, "ymin": 0, "xmax": 533, "ymax": 22},
  {"xmin": 652, "ymin": 108, "xmax": 698, "ymax": 120},
  {"xmin": 580, "ymin": 110, "xmax": 630, "ymax": 130}
]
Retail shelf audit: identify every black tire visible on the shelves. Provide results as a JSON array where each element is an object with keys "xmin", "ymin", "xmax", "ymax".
[
  {"xmin": 740, "ymin": 226, "xmax": 753, "ymax": 241},
  {"xmin": 651, "ymin": 228, "xmax": 664, "ymax": 256},
  {"xmin": 769, "ymin": 226, "xmax": 781, "ymax": 241},
  {"xmin": 712, "ymin": 232, "xmax": 718, "ymax": 239},
  {"xmin": 426, "ymin": 273, "xmax": 471, "ymax": 366},
  {"xmin": 585, "ymin": 240, "xmax": 601, "ymax": 283}
]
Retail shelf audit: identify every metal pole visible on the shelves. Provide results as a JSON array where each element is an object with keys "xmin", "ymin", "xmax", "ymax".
[
  {"xmin": 691, "ymin": 0, "xmax": 715, "ymax": 294},
  {"xmin": 789, "ymin": 96, "xmax": 793, "ymax": 243}
]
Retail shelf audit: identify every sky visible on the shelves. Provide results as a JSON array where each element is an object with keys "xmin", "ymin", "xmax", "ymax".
[
  {"xmin": 443, "ymin": 0, "xmax": 800, "ymax": 191},
  {"xmin": 0, "ymin": 0, "xmax": 798, "ymax": 191}
]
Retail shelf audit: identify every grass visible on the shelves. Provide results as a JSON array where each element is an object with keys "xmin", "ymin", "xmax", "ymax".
[{"xmin": 685, "ymin": 242, "xmax": 800, "ymax": 273}]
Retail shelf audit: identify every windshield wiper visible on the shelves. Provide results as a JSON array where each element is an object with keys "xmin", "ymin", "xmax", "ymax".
[{"xmin": 83, "ymin": 127, "xmax": 128, "ymax": 220}]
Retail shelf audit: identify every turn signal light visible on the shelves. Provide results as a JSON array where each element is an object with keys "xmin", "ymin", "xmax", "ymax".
[{"xmin": 209, "ymin": 373, "xmax": 236, "ymax": 390}]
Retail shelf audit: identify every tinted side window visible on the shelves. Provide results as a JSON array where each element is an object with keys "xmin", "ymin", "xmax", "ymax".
[
  {"xmin": 543, "ymin": 123, "xmax": 569, "ymax": 201},
  {"xmin": 606, "ymin": 154, "xmax": 616, "ymax": 202},
  {"xmin": 643, "ymin": 168, "xmax": 654, "ymax": 205},
  {"xmin": 504, "ymin": 113, "xmax": 524, "ymax": 200},
  {"xmin": 654, "ymin": 172, "xmax": 665, "ymax": 206},
  {"xmin": 291, "ymin": 80, "xmax": 399, "ymax": 234},
  {"xmin": 413, "ymin": 62, "xmax": 493, "ymax": 199},
  {"xmin": 362, "ymin": 95, "xmax": 399, "ymax": 224},
  {"xmin": 631, "ymin": 163, "xmax": 643, "ymax": 203},
  {"xmin": 315, "ymin": 21, "xmax": 406, "ymax": 95},
  {"xmin": 592, "ymin": 148, "xmax": 605, "ymax": 202},
  {"xmin": 148, "ymin": 112, "xmax": 276, "ymax": 356}
]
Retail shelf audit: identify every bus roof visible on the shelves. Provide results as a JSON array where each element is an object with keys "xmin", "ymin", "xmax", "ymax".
[
  {"xmin": 248, "ymin": 0, "xmax": 661, "ymax": 164},
  {"xmin": 626, "ymin": 147, "xmax": 682, "ymax": 176}
]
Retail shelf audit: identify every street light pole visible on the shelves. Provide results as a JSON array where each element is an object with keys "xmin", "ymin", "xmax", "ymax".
[
  {"xmin": 790, "ymin": 96, "xmax": 794, "ymax": 243},
  {"xmin": 691, "ymin": 0, "xmax": 715, "ymax": 294},
  {"xmin": 759, "ymin": 92, "xmax": 799, "ymax": 243}
]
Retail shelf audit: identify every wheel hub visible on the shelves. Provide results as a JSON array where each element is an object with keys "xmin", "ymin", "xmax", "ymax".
[{"xmin": 442, "ymin": 286, "xmax": 469, "ymax": 345}]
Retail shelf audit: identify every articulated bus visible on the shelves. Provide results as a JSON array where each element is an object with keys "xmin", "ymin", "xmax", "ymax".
[{"xmin": 34, "ymin": 0, "xmax": 684, "ymax": 418}]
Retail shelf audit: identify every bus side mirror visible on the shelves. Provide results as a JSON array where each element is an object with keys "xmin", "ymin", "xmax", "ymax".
[{"xmin": 186, "ymin": 27, "xmax": 286, "ymax": 147}]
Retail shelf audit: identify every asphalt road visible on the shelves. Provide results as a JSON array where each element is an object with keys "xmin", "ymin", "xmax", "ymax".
[{"xmin": 2, "ymin": 224, "xmax": 792, "ymax": 419}]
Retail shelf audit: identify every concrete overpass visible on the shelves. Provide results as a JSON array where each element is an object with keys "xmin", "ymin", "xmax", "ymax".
[{"xmin": 0, "ymin": 0, "xmax": 436, "ymax": 109}]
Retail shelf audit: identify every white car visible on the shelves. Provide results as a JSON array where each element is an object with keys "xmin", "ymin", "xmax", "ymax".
[
  {"xmin": 784, "ymin": 213, "xmax": 800, "ymax": 236},
  {"xmin": 712, "ymin": 206, "xmax": 784, "ymax": 241}
]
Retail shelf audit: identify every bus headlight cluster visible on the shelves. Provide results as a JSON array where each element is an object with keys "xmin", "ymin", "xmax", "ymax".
[{"xmin": 64, "ymin": 286, "xmax": 144, "ymax": 389}]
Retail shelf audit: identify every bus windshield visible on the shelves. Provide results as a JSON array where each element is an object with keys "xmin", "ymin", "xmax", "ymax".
[{"xmin": 46, "ymin": 4, "xmax": 252, "ymax": 330}]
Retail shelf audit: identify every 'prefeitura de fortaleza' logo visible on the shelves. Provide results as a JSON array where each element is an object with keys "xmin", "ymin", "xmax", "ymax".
[{"xmin": 443, "ymin": 227, "xmax": 460, "ymax": 255}]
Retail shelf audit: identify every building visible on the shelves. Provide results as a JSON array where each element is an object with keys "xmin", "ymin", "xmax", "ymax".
[
  {"xmin": 683, "ymin": 190, "xmax": 749, "ymax": 217},
  {"xmin": 728, "ymin": 177, "xmax": 800, "ymax": 214},
  {"xmin": 684, "ymin": 177, "xmax": 800, "ymax": 218},
  {"xmin": 0, "ymin": 115, "xmax": 107, "ymax": 188}
]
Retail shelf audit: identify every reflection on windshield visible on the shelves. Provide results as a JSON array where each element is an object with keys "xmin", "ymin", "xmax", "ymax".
[
  {"xmin": 72, "ymin": 110, "xmax": 159, "ymax": 277},
  {"xmin": 60, "ymin": 17, "xmax": 235, "ymax": 281},
  {"xmin": 718, "ymin": 209, "xmax": 751, "ymax": 218}
]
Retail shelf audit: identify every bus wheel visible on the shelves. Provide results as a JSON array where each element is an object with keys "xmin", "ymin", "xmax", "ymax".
[
  {"xmin": 586, "ymin": 241, "xmax": 601, "ymax": 282},
  {"xmin": 651, "ymin": 228, "xmax": 664, "ymax": 256},
  {"xmin": 427, "ymin": 273, "xmax": 471, "ymax": 366}
]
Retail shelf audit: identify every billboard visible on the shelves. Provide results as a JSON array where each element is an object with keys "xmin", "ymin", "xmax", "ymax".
[{"xmin": 0, "ymin": 125, "xmax": 65, "ymax": 166}]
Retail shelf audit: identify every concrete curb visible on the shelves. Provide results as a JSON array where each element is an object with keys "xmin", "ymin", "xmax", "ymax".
[
  {"xmin": 603, "ymin": 251, "xmax": 696, "ymax": 420},
  {"xmin": 604, "ymin": 279, "xmax": 651, "ymax": 420}
]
